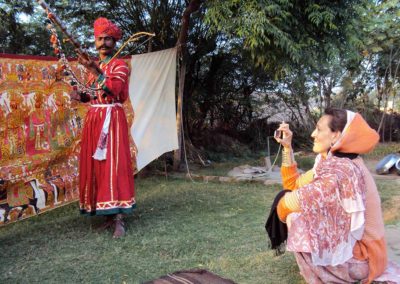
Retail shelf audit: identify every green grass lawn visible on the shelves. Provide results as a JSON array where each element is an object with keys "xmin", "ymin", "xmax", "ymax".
[
  {"xmin": 1, "ymin": 147, "xmax": 399, "ymax": 283},
  {"xmin": 0, "ymin": 177, "xmax": 305, "ymax": 284},
  {"xmin": 364, "ymin": 142, "xmax": 400, "ymax": 160}
]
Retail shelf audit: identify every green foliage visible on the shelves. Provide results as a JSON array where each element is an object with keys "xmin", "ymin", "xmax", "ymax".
[
  {"xmin": 358, "ymin": 1, "xmax": 400, "ymax": 126},
  {"xmin": 2, "ymin": 0, "xmax": 399, "ymax": 149},
  {"xmin": 0, "ymin": 1, "xmax": 37, "ymax": 54},
  {"xmin": 205, "ymin": 0, "xmax": 367, "ymax": 74}
]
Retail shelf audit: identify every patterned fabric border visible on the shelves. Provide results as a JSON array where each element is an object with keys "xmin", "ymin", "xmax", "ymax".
[{"xmin": 0, "ymin": 53, "xmax": 134, "ymax": 226}]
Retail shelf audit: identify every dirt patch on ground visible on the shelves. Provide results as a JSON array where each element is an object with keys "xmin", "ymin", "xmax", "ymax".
[{"xmin": 383, "ymin": 196, "xmax": 400, "ymax": 223}]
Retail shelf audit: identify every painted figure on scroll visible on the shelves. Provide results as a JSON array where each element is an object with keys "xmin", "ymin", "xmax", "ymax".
[
  {"xmin": 70, "ymin": 17, "xmax": 135, "ymax": 238},
  {"xmin": 271, "ymin": 108, "xmax": 400, "ymax": 283}
]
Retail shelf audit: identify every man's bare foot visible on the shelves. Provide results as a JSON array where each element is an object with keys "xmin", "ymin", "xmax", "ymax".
[
  {"xmin": 113, "ymin": 214, "xmax": 125, "ymax": 238},
  {"xmin": 96, "ymin": 215, "xmax": 114, "ymax": 231}
]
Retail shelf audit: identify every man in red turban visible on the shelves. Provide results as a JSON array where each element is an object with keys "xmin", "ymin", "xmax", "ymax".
[
  {"xmin": 72, "ymin": 17, "xmax": 135, "ymax": 238},
  {"xmin": 94, "ymin": 17, "xmax": 122, "ymax": 41}
]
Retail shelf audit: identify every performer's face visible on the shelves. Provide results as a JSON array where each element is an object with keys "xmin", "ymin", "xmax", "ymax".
[
  {"xmin": 95, "ymin": 34, "xmax": 116, "ymax": 58},
  {"xmin": 311, "ymin": 115, "xmax": 340, "ymax": 157}
]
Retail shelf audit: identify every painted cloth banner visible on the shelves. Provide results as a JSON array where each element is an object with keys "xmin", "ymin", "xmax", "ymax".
[
  {"xmin": 0, "ymin": 50, "xmax": 178, "ymax": 226},
  {"xmin": 0, "ymin": 54, "xmax": 136, "ymax": 226},
  {"xmin": 129, "ymin": 48, "xmax": 178, "ymax": 171}
]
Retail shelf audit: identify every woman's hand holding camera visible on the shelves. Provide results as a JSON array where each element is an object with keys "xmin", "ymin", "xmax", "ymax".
[{"xmin": 274, "ymin": 122, "xmax": 293, "ymax": 149}]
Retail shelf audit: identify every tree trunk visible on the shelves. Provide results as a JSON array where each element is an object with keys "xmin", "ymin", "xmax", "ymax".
[
  {"xmin": 173, "ymin": 62, "xmax": 185, "ymax": 171},
  {"xmin": 323, "ymin": 79, "xmax": 333, "ymax": 109},
  {"xmin": 173, "ymin": 0, "xmax": 203, "ymax": 171},
  {"xmin": 389, "ymin": 111, "xmax": 393, "ymax": 142},
  {"xmin": 377, "ymin": 77, "xmax": 390, "ymax": 138},
  {"xmin": 318, "ymin": 76, "xmax": 323, "ymax": 114},
  {"xmin": 376, "ymin": 80, "xmax": 383, "ymax": 110}
]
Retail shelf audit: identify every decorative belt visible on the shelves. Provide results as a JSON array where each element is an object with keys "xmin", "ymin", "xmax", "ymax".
[
  {"xmin": 91, "ymin": 103, "xmax": 123, "ymax": 160},
  {"xmin": 91, "ymin": 103, "xmax": 122, "ymax": 108}
]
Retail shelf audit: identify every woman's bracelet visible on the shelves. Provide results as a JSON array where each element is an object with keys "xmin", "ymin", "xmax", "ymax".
[{"xmin": 282, "ymin": 147, "xmax": 295, "ymax": 166}]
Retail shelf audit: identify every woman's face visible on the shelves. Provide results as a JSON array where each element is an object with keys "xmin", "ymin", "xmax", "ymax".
[{"xmin": 311, "ymin": 115, "xmax": 341, "ymax": 156}]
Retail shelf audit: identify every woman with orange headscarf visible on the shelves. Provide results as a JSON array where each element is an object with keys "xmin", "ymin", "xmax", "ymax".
[{"xmin": 267, "ymin": 108, "xmax": 400, "ymax": 283}]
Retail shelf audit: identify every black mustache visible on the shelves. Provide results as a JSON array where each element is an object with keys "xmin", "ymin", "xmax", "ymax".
[{"xmin": 96, "ymin": 45, "xmax": 110, "ymax": 50}]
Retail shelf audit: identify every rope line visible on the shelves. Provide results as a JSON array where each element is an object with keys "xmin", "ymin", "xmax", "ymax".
[{"xmin": 268, "ymin": 142, "xmax": 282, "ymax": 173}]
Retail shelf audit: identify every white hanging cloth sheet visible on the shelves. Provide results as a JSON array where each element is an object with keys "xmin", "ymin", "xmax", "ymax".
[{"xmin": 129, "ymin": 48, "xmax": 179, "ymax": 171}]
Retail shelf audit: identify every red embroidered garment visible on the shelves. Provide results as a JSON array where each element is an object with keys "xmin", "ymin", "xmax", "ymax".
[{"xmin": 79, "ymin": 57, "xmax": 135, "ymax": 215}]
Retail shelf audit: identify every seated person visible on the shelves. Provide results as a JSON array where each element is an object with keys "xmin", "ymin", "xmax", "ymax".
[{"xmin": 273, "ymin": 108, "xmax": 399, "ymax": 283}]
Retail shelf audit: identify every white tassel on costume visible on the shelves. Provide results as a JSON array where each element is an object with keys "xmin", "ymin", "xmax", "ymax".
[{"xmin": 93, "ymin": 106, "xmax": 112, "ymax": 161}]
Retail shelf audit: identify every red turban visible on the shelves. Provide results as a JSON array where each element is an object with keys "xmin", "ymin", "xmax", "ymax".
[{"xmin": 93, "ymin": 17, "xmax": 122, "ymax": 41}]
